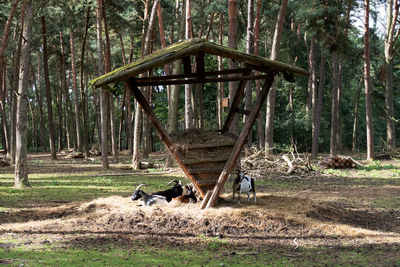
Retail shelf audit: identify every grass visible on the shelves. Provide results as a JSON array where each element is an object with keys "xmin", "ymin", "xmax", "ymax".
[{"xmin": 1, "ymin": 243, "xmax": 399, "ymax": 266}]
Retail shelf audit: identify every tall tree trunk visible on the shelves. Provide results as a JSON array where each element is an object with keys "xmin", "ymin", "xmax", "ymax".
[
  {"xmin": 70, "ymin": 30, "xmax": 82, "ymax": 152},
  {"xmin": 217, "ymin": 13, "xmax": 224, "ymax": 131},
  {"xmin": 15, "ymin": 0, "xmax": 33, "ymax": 188},
  {"xmin": 0, "ymin": 0, "xmax": 20, "ymax": 155},
  {"xmin": 307, "ymin": 37, "xmax": 317, "ymax": 121},
  {"xmin": 244, "ymin": 0, "xmax": 254, "ymax": 145},
  {"xmin": 31, "ymin": 62, "xmax": 46, "ymax": 151},
  {"xmin": 96, "ymin": 0, "xmax": 108, "ymax": 169},
  {"xmin": 330, "ymin": 51, "xmax": 339, "ymax": 156},
  {"xmin": 41, "ymin": 16, "xmax": 57, "ymax": 159},
  {"xmin": 352, "ymin": 77, "xmax": 363, "ymax": 153},
  {"xmin": 228, "ymin": 0, "xmax": 239, "ymax": 134},
  {"xmin": 59, "ymin": 32, "xmax": 72, "ymax": 150},
  {"xmin": 384, "ymin": 0, "xmax": 398, "ymax": 149},
  {"xmin": 80, "ymin": 6, "xmax": 91, "ymax": 158},
  {"xmin": 311, "ymin": 52, "xmax": 326, "ymax": 157},
  {"xmin": 184, "ymin": 0, "xmax": 193, "ymax": 130},
  {"xmin": 165, "ymin": 0, "xmax": 182, "ymax": 167},
  {"xmin": 11, "ymin": 3, "xmax": 26, "ymax": 163},
  {"xmin": 265, "ymin": 0, "xmax": 288, "ymax": 152},
  {"xmin": 254, "ymin": 0, "xmax": 264, "ymax": 149},
  {"xmin": 101, "ymin": 0, "xmax": 117, "ymax": 162},
  {"xmin": 364, "ymin": 0, "xmax": 374, "ymax": 161}
]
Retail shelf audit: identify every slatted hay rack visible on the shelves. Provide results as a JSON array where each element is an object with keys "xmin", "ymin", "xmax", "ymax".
[{"xmin": 90, "ymin": 39, "xmax": 307, "ymax": 209}]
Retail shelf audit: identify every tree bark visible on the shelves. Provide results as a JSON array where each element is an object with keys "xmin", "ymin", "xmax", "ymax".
[
  {"xmin": 31, "ymin": 62, "xmax": 46, "ymax": 151},
  {"xmin": 384, "ymin": 0, "xmax": 398, "ymax": 149},
  {"xmin": 244, "ymin": 0, "xmax": 254, "ymax": 145},
  {"xmin": 15, "ymin": 0, "xmax": 33, "ymax": 188},
  {"xmin": 364, "ymin": 0, "xmax": 374, "ymax": 161},
  {"xmin": 330, "ymin": 51, "xmax": 339, "ymax": 156},
  {"xmin": 184, "ymin": 0, "xmax": 193, "ymax": 130},
  {"xmin": 80, "ymin": 6, "xmax": 91, "ymax": 158},
  {"xmin": 69, "ymin": 30, "xmax": 82, "ymax": 152},
  {"xmin": 265, "ymin": 0, "xmax": 288, "ymax": 153},
  {"xmin": 254, "ymin": 0, "xmax": 264, "ymax": 149},
  {"xmin": 0, "ymin": 0, "xmax": 20, "ymax": 155},
  {"xmin": 352, "ymin": 78, "xmax": 363, "ymax": 153},
  {"xmin": 96, "ymin": 0, "xmax": 109, "ymax": 169},
  {"xmin": 41, "ymin": 16, "xmax": 57, "ymax": 159},
  {"xmin": 311, "ymin": 52, "xmax": 326, "ymax": 157},
  {"xmin": 228, "ymin": 0, "xmax": 239, "ymax": 135}
]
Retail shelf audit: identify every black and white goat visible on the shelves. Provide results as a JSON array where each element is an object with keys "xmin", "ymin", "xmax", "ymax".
[
  {"xmin": 152, "ymin": 180, "xmax": 183, "ymax": 202},
  {"xmin": 172, "ymin": 183, "xmax": 197, "ymax": 203},
  {"xmin": 232, "ymin": 170, "xmax": 256, "ymax": 204},
  {"xmin": 131, "ymin": 184, "xmax": 168, "ymax": 206}
]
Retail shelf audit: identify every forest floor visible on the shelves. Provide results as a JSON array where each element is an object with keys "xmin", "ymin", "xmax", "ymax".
[{"xmin": 0, "ymin": 151, "xmax": 400, "ymax": 266}]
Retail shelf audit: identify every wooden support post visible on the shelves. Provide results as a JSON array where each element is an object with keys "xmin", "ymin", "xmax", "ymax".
[
  {"xmin": 200, "ymin": 190, "xmax": 212, "ymax": 209},
  {"xmin": 183, "ymin": 56, "xmax": 192, "ymax": 75},
  {"xmin": 221, "ymin": 70, "xmax": 252, "ymax": 133},
  {"xmin": 205, "ymin": 73, "xmax": 275, "ymax": 208},
  {"xmin": 196, "ymin": 52, "xmax": 205, "ymax": 78},
  {"xmin": 125, "ymin": 78, "xmax": 206, "ymax": 197}
]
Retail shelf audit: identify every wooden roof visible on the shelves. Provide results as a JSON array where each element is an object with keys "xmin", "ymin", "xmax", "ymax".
[{"xmin": 90, "ymin": 38, "xmax": 307, "ymax": 88}]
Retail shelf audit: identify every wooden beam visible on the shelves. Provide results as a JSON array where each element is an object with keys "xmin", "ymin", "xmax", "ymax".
[
  {"xmin": 134, "ymin": 74, "xmax": 269, "ymax": 86},
  {"xmin": 200, "ymin": 190, "xmax": 212, "ymax": 209},
  {"xmin": 125, "ymin": 78, "xmax": 206, "ymax": 197},
  {"xmin": 205, "ymin": 73, "xmax": 275, "ymax": 208},
  {"xmin": 183, "ymin": 56, "xmax": 192, "ymax": 75},
  {"xmin": 134, "ymin": 68, "xmax": 252, "ymax": 82},
  {"xmin": 221, "ymin": 71, "xmax": 252, "ymax": 133},
  {"xmin": 196, "ymin": 52, "xmax": 205, "ymax": 78}
]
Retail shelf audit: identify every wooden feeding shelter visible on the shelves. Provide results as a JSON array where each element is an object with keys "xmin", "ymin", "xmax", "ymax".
[{"xmin": 90, "ymin": 39, "xmax": 307, "ymax": 209}]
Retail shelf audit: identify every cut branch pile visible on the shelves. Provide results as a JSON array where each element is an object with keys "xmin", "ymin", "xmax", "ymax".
[
  {"xmin": 319, "ymin": 156, "xmax": 362, "ymax": 169},
  {"xmin": 241, "ymin": 148, "xmax": 317, "ymax": 179}
]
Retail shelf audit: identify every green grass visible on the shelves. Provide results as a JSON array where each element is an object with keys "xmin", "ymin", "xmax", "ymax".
[{"xmin": 1, "ymin": 243, "xmax": 399, "ymax": 267}]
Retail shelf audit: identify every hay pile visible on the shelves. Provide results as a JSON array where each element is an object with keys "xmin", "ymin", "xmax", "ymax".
[{"xmin": 170, "ymin": 129, "xmax": 237, "ymax": 146}]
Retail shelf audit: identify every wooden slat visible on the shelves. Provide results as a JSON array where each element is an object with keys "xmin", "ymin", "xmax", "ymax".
[
  {"xmin": 221, "ymin": 71, "xmax": 251, "ymax": 133},
  {"xmin": 181, "ymin": 156, "xmax": 230, "ymax": 165},
  {"xmin": 196, "ymin": 180, "xmax": 218, "ymax": 186},
  {"xmin": 205, "ymin": 73, "xmax": 275, "ymax": 208},
  {"xmin": 125, "ymin": 78, "xmax": 206, "ymax": 197},
  {"xmin": 134, "ymin": 74, "xmax": 269, "ymax": 86},
  {"xmin": 171, "ymin": 141, "xmax": 236, "ymax": 150},
  {"xmin": 188, "ymin": 168, "xmax": 223, "ymax": 174}
]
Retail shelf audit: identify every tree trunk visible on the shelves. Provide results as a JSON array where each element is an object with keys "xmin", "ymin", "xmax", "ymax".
[
  {"xmin": 307, "ymin": 37, "xmax": 317, "ymax": 122},
  {"xmin": 96, "ymin": 0, "xmax": 109, "ymax": 169},
  {"xmin": 352, "ymin": 78, "xmax": 362, "ymax": 153},
  {"xmin": 265, "ymin": 0, "xmax": 288, "ymax": 153},
  {"xmin": 184, "ymin": 0, "xmax": 193, "ymax": 130},
  {"xmin": 41, "ymin": 16, "xmax": 57, "ymax": 159},
  {"xmin": 80, "ymin": 6, "xmax": 91, "ymax": 158},
  {"xmin": 228, "ymin": 0, "xmax": 239, "ymax": 135},
  {"xmin": 244, "ymin": 0, "xmax": 254, "ymax": 145},
  {"xmin": 69, "ymin": 30, "xmax": 82, "ymax": 152},
  {"xmin": 364, "ymin": 0, "xmax": 374, "ymax": 161},
  {"xmin": 384, "ymin": 0, "xmax": 398, "ymax": 149},
  {"xmin": 14, "ymin": 0, "xmax": 33, "ymax": 188},
  {"xmin": 254, "ymin": 0, "xmax": 264, "ymax": 149},
  {"xmin": 59, "ymin": 32, "xmax": 73, "ymax": 150},
  {"xmin": 31, "ymin": 62, "xmax": 46, "ymax": 151},
  {"xmin": 330, "ymin": 51, "xmax": 339, "ymax": 156},
  {"xmin": 311, "ymin": 52, "xmax": 326, "ymax": 157},
  {"xmin": 0, "ymin": 0, "xmax": 20, "ymax": 155}
]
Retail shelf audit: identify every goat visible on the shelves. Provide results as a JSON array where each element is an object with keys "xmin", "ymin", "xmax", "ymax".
[
  {"xmin": 232, "ymin": 170, "xmax": 256, "ymax": 204},
  {"xmin": 131, "ymin": 184, "xmax": 168, "ymax": 206},
  {"xmin": 152, "ymin": 180, "xmax": 183, "ymax": 202},
  {"xmin": 172, "ymin": 184, "xmax": 197, "ymax": 203}
]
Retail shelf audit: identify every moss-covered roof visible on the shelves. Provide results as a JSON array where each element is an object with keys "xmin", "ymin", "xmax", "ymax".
[{"xmin": 90, "ymin": 39, "xmax": 307, "ymax": 88}]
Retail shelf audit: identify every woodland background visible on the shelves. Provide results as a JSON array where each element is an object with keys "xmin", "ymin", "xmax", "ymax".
[{"xmin": 0, "ymin": 0, "xmax": 399, "ymax": 186}]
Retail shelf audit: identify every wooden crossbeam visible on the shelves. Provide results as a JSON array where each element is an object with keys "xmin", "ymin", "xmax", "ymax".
[
  {"xmin": 203, "ymin": 72, "xmax": 276, "ymax": 209},
  {"xmin": 134, "ymin": 68, "xmax": 252, "ymax": 82},
  {"xmin": 125, "ymin": 78, "xmax": 206, "ymax": 197},
  {"xmin": 134, "ymin": 74, "xmax": 269, "ymax": 87}
]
